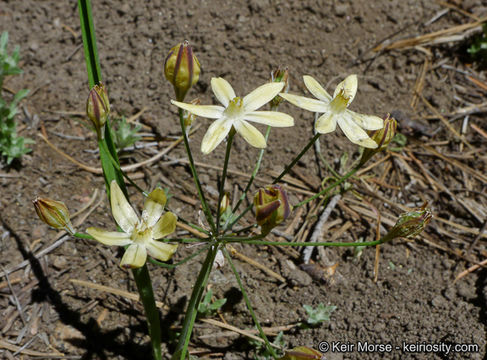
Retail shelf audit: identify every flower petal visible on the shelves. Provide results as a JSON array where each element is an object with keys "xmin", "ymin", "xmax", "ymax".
[
  {"xmin": 153, "ymin": 212, "xmax": 177, "ymax": 239},
  {"xmin": 120, "ymin": 244, "xmax": 147, "ymax": 269},
  {"xmin": 338, "ymin": 115, "xmax": 378, "ymax": 148},
  {"xmin": 244, "ymin": 111, "xmax": 294, "ymax": 127},
  {"xmin": 333, "ymin": 74, "xmax": 358, "ymax": 106},
  {"xmin": 110, "ymin": 181, "xmax": 138, "ymax": 234},
  {"xmin": 234, "ymin": 120, "xmax": 266, "ymax": 148},
  {"xmin": 211, "ymin": 77, "xmax": 236, "ymax": 107},
  {"xmin": 143, "ymin": 188, "xmax": 167, "ymax": 227},
  {"xmin": 171, "ymin": 100, "xmax": 224, "ymax": 119},
  {"xmin": 86, "ymin": 227, "xmax": 132, "ymax": 246},
  {"xmin": 346, "ymin": 110, "xmax": 383, "ymax": 130},
  {"xmin": 303, "ymin": 75, "xmax": 332, "ymax": 102},
  {"xmin": 315, "ymin": 112, "xmax": 338, "ymax": 134},
  {"xmin": 146, "ymin": 240, "xmax": 178, "ymax": 262},
  {"xmin": 201, "ymin": 117, "xmax": 233, "ymax": 154},
  {"xmin": 279, "ymin": 93, "xmax": 328, "ymax": 113},
  {"xmin": 243, "ymin": 82, "xmax": 284, "ymax": 112}
]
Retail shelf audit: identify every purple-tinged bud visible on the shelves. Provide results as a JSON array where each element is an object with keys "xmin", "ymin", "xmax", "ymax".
[
  {"xmin": 385, "ymin": 203, "xmax": 432, "ymax": 240},
  {"xmin": 254, "ymin": 184, "xmax": 291, "ymax": 234},
  {"xmin": 33, "ymin": 197, "xmax": 75, "ymax": 235},
  {"xmin": 280, "ymin": 346, "xmax": 322, "ymax": 360},
  {"xmin": 360, "ymin": 114, "xmax": 397, "ymax": 165},
  {"xmin": 164, "ymin": 41, "xmax": 201, "ymax": 101},
  {"xmin": 86, "ymin": 83, "xmax": 110, "ymax": 140},
  {"xmin": 270, "ymin": 67, "xmax": 289, "ymax": 108}
]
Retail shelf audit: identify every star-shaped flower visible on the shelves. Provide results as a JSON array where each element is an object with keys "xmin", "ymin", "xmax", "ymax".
[
  {"xmin": 279, "ymin": 75, "xmax": 383, "ymax": 148},
  {"xmin": 171, "ymin": 77, "xmax": 294, "ymax": 154},
  {"xmin": 87, "ymin": 181, "xmax": 178, "ymax": 269}
]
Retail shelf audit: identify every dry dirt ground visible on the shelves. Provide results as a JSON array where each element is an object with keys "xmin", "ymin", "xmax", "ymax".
[{"xmin": 1, "ymin": 0, "xmax": 487, "ymax": 359}]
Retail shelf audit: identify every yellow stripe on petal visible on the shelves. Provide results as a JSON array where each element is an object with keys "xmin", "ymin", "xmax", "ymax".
[
  {"xmin": 303, "ymin": 75, "xmax": 332, "ymax": 102},
  {"xmin": 234, "ymin": 120, "xmax": 266, "ymax": 148},
  {"xmin": 244, "ymin": 111, "xmax": 294, "ymax": 127},
  {"xmin": 171, "ymin": 100, "xmax": 224, "ymax": 119},
  {"xmin": 146, "ymin": 240, "xmax": 178, "ymax": 262},
  {"xmin": 211, "ymin": 77, "xmax": 236, "ymax": 107},
  {"xmin": 333, "ymin": 74, "xmax": 358, "ymax": 106},
  {"xmin": 243, "ymin": 82, "xmax": 284, "ymax": 112},
  {"xmin": 279, "ymin": 93, "xmax": 328, "ymax": 113},
  {"xmin": 120, "ymin": 244, "xmax": 147, "ymax": 269},
  {"xmin": 87, "ymin": 227, "xmax": 132, "ymax": 246},
  {"xmin": 153, "ymin": 212, "xmax": 177, "ymax": 239},
  {"xmin": 338, "ymin": 115, "xmax": 378, "ymax": 148},
  {"xmin": 201, "ymin": 117, "xmax": 233, "ymax": 154},
  {"xmin": 110, "ymin": 181, "xmax": 138, "ymax": 234}
]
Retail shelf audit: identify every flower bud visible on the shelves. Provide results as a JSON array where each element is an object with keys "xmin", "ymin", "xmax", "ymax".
[
  {"xmin": 164, "ymin": 41, "xmax": 200, "ymax": 101},
  {"xmin": 270, "ymin": 67, "xmax": 289, "ymax": 108},
  {"xmin": 219, "ymin": 192, "xmax": 230, "ymax": 216},
  {"xmin": 385, "ymin": 203, "xmax": 432, "ymax": 240},
  {"xmin": 254, "ymin": 184, "xmax": 291, "ymax": 234},
  {"xmin": 33, "ymin": 197, "xmax": 75, "ymax": 235},
  {"xmin": 280, "ymin": 346, "xmax": 322, "ymax": 360},
  {"xmin": 360, "ymin": 114, "xmax": 397, "ymax": 165},
  {"xmin": 86, "ymin": 83, "xmax": 110, "ymax": 140}
]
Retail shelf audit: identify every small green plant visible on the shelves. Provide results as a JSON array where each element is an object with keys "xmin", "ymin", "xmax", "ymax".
[
  {"xmin": 197, "ymin": 288, "xmax": 227, "ymax": 317},
  {"xmin": 111, "ymin": 116, "xmax": 142, "ymax": 151},
  {"xmin": 249, "ymin": 331, "xmax": 286, "ymax": 360},
  {"xmin": 303, "ymin": 303, "xmax": 337, "ymax": 326},
  {"xmin": 0, "ymin": 32, "xmax": 33, "ymax": 164},
  {"xmin": 467, "ymin": 23, "xmax": 487, "ymax": 66}
]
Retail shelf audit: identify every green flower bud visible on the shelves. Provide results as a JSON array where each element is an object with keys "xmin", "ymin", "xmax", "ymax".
[
  {"xmin": 86, "ymin": 83, "xmax": 110, "ymax": 140},
  {"xmin": 33, "ymin": 197, "xmax": 75, "ymax": 235},
  {"xmin": 219, "ymin": 192, "xmax": 230, "ymax": 216},
  {"xmin": 270, "ymin": 67, "xmax": 289, "ymax": 108},
  {"xmin": 386, "ymin": 204, "xmax": 432, "ymax": 240},
  {"xmin": 254, "ymin": 184, "xmax": 291, "ymax": 234},
  {"xmin": 360, "ymin": 114, "xmax": 397, "ymax": 165},
  {"xmin": 164, "ymin": 41, "xmax": 200, "ymax": 101}
]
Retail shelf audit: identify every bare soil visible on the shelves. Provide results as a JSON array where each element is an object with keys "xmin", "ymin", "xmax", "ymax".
[{"xmin": 1, "ymin": 0, "xmax": 486, "ymax": 359}]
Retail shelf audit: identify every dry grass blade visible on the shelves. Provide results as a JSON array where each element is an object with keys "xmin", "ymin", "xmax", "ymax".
[{"xmin": 373, "ymin": 16, "xmax": 487, "ymax": 51}]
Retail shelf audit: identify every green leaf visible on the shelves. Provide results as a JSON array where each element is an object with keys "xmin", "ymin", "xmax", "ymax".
[{"xmin": 303, "ymin": 303, "xmax": 337, "ymax": 326}]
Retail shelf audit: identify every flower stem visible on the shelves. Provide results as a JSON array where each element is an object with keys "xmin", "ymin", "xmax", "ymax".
[
  {"xmin": 178, "ymin": 109, "xmax": 216, "ymax": 233},
  {"xmin": 171, "ymin": 244, "xmax": 219, "ymax": 360},
  {"xmin": 216, "ymin": 128, "xmax": 236, "ymax": 234},
  {"xmin": 227, "ymin": 126, "xmax": 271, "ymax": 228},
  {"xmin": 272, "ymin": 133, "xmax": 320, "ymax": 184},
  {"xmin": 294, "ymin": 165, "xmax": 359, "ymax": 208},
  {"xmin": 224, "ymin": 236, "xmax": 391, "ymax": 247},
  {"xmin": 223, "ymin": 247, "xmax": 278, "ymax": 358},
  {"xmin": 132, "ymin": 265, "xmax": 162, "ymax": 360}
]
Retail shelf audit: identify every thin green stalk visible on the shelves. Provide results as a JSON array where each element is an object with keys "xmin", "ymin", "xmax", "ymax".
[
  {"xmin": 78, "ymin": 0, "xmax": 101, "ymax": 88},
  {"xmin": 132, "ymin": 265, "xmax": 162, "ymax": 360},
  {"xmin": 178, "ymin": 109, "xmax": 216, "ymax": 233},
  {"xmin": 171, "ymin": 244, "xmax": 219, "ymax": 360},
  {"xmin": 224, "ymin": 238, "xmax": 387, "ymax": 247},
  {"xmin": 294, "ymin": 165, "xmax": 359, "ymax": 208},
  {"xmin": 176, "ymin": 216, "xmax": 211, "ymax": 236},
  {"xmin": 223, "ymin": 247, "xmax": 278, "ymax": 359},
  {"xmin": 228, "ymin": 126, "xmax": 271, "ymax": 226},
  {"xmin": 148, "ymin": 243, "xmax": 212, "ymax": 269},
  {"xmin": 272, "ymin": 133, "xmax": 320, "ymax": 184},
  {"xmin": 220, "ymin": 233, "xmax": 267, "ymax": 242},
  {"xmin": 216, "ymin": 128, "xmax": 236, "ymax": 234}
]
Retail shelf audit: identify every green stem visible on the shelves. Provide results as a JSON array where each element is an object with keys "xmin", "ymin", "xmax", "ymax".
[
  {"xmin": 132, "ymin": 265, "xmax": 162, "ymax": 360},
  {"xmin": 224, "ymin": 238, "xmax": 389, "ymax": 247},
  {"xmin": 77, "ymin": 0, "xmax": 101, "ymax": 88},
  {"xmin": 178, "ymin": 109, "xmax": 216, "ymax": 233},
  {"xmin": 272, "ymin": 133, "xmax": 320, "ymax": 184},
  {"xmin": 148, "ymin": 243, "xmax": 212, "ymax": 269},
  {"xmin": 171, "ymin": 244, "xmax": 219, "ymax": 360},
  {"xmin": 223, "ymin": 247, "xmax": 278, "ymax": 358},
  {"xmin": 294, "ymin": 165, "xmax": 359, "ymax": 208},
  {"xmin": 216, "ymin": 128, "xmax": 236, "ymax": 234},
  {"xmin": 227, "ymin": 126, "xmax": 271, "ymax": 226}
]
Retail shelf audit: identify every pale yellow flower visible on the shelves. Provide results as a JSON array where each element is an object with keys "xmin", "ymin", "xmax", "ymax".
[
  {"xmin": 87, "ymin": 181, "xmax": 178, "ymax": 269},
  {"xmin": 280, "ymin": 75, "xmax": 383, "ymax": 148},
  {"xmin": 171, "ymin": 77, "xmax": 294, "ymax": 154}
]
